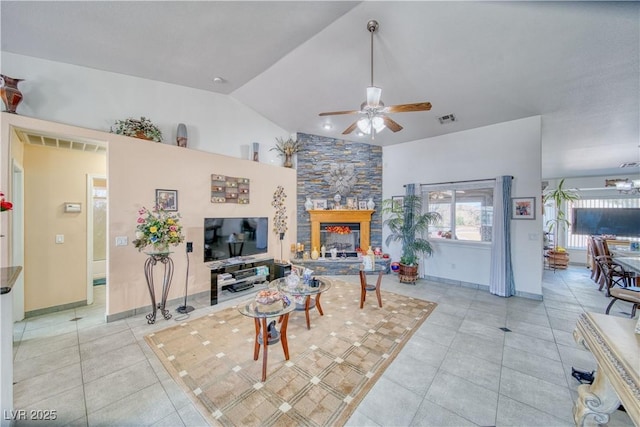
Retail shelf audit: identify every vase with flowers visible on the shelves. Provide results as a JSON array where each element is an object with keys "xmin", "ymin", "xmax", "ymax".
[
  {"xmin": 111, "ymin": 117, "xmax": 163, "ymax": 142},
  {"xmin": 270, "ymin": 137, "xmax": 304, "ymax": 168},
  {"xmin": 133, "ymin": 205, "xmax": 184, "ymax": 253}
]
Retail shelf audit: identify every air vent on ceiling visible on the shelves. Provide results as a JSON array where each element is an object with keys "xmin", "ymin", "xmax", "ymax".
[
  {"xmin": 438, "ymin": 114, "xmax": 456, "ymax": 124},
  {"xmin": 619, "ymin": 161, "xmax": 639, "ymax": 168}
]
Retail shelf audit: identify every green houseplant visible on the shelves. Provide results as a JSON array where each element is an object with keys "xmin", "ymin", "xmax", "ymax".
[
  {"xmin": 543, "ymin": 178, "xmax": 579, "ymax": 268},
  {"xmin": 111, "ymin": 116, "xmax": 163, "ymax": 142},
  {"xmin": 382, "ymin": 195, "xmax": 441, "ymax": 283}
]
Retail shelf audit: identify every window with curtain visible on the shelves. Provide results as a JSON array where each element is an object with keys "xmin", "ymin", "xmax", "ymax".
[{"xmin": 423, "ymin": 183, "xmax": 494, "ymax": 242}]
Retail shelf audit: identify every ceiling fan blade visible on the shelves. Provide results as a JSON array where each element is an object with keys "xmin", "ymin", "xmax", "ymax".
[
  {"xmin": 342, "ymin": 121, "xmax": 359, "ymax": 135},
  {"xmin": 319, "ymin": 109, "xmax": 360, "ymax": 116},
  {"xmin": 385, "ymin": 102, "xmax": 432, "ymax": 113},
  {"xmin": 383, "ymin": 116, "xmax": 403, "ymax": 132}
]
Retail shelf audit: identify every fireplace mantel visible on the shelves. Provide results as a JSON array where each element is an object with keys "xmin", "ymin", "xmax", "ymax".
[{"xmin": 308, "ymin": 210, "xmax": 374, "ymax": 252}]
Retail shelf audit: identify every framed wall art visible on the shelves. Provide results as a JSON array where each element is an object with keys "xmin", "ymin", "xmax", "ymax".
[
  {"xmin": 346, "ymin": 197, "xmax": 357, "ymax": 210},
  {"xmin": 512, "ymin": 197, "xmax": 535, "ymax": 220},
  {"xmin": 156, "ymin": 189, "xmax": 178, "ymax": 211},
  {"xmin": 391, "ymin": 196, "xmax": 404, "ymax": 213},
  {"xmin": 358, "ymin": 201, "xmax": 368, "ymax": 210},
  {"xmin": 312, "ymin": 199, "xmax": 327, "ymax": 210}
]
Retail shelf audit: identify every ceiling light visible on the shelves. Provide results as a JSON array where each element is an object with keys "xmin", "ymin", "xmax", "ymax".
[
  {"xmin": 323, "ymin": 123, "xmax": 332, "ymax": 130},
  {"xmin": 357, "ymin": 115, "xmax": 385, "ymax": 135},
  {"xmin": 615, "ymin": 179, "xmax": 640, "ymax": 194},
  {"xmin": 212, "ymin": 77, "xmax": 224, "ymax": 84}
]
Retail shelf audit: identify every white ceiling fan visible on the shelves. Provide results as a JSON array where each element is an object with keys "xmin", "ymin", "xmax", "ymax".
[{"xmin": 319, "ymin": 20, "xmax": 432, "ymax": 138}]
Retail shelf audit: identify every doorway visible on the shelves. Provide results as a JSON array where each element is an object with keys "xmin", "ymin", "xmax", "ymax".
[
  {"xmin": 87, "ymin": 175, "xmax": 107, "ymax": 306},
  {"xmin": 12, "ymin": 160, "xmax": 24, "ymax": 321}
]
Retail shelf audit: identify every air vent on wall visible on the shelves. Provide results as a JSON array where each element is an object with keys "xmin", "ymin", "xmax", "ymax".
[
  {"xmin": 15, "ymin": 128, "xmax": 107, "ymax": 153},
  {"xmin": 438, "ymin": 114, "xmax": 456, "ymax": 124},
  {"xmin": 619, "ymin": 161, "xmax": 639, "ymax": 168}
]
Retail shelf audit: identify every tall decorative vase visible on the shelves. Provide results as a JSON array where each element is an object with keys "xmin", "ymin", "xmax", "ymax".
[
  {"xmin": 367, "ymin": 197, "xmax": 375, "ymax": 210},
  {"xmin": 0, "ymin": 74, "xmax": 24, "ymax": 114},
  {"xmin": 176, "ymin": 123, "xmax": 188, "ymax": 148},
  {"xmin": 284, "ymin": 153, "xmax": 293, "ymax": 168}
]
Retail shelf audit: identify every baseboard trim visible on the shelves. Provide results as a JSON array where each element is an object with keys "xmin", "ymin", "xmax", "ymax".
[
  {"xmin": 423, "ymin": 275, "xmax": 542, "ymax": 300},
  {"xmin": 106, "ymin": 290, "xmax": 209, "ymax": 323},
  {"xmin": 25, "ymin": 300, "xmax": 87, "ymax": 318}
]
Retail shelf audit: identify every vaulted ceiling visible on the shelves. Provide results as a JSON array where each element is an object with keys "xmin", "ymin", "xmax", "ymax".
[{"xmin": 2, "ymin": 1, "xmax": 638, "ymax": 180}]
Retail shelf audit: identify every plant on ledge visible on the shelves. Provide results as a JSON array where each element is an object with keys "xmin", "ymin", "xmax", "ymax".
[
  {"xmin": 133, "ymin": 205, "xmax": 184, "ymax": 252},
  {"xmin": 382, "ymin": 195, "xmax": 441, "ymax": 283},
  {"xmin": 111, "ymin": 116, "xmax": 163, "ymax": 142},
  {"xmin": 270, "ymin": 137, "xmax": 304, "ymax": 168}
]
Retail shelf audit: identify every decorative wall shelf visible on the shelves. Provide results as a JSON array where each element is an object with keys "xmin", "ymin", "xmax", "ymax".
[{"xmin": 211, "ymin": 174, "xmax": 250, "ymax": 204}]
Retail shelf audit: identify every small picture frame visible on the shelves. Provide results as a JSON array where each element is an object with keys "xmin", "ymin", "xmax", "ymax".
[
  {"xmin": 358, "ymin": 200, "xmax": 368, "ymax": 210},
  {"xmin": 312, "ymin": 199, "xmax": 327, "ymax": 210},
  {"xmin": 391, "ymin": 196, "xmax": 404, "ymax": 213},
  {"xmin": 346, "ymin": 197, "xmax": 357, "ymax": 210},
  {"xmin": 156, "ymin": 189, "xmax": 178, "ymax": 211},
  {"xmin": 512, "ymin": 197, "xmax": 535, "ymax": 220}
]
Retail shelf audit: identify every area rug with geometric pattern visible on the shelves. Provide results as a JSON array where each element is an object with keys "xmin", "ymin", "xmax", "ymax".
[{"xmin": 145, "ymin": 278, "xmax": 437, "ymax": 426}]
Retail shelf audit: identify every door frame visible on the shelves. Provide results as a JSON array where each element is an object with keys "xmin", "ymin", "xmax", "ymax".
[
  {"xmin": 11, "ymin": 159, "xmax": 24, "ymax": 321},
  {"xmin": 86, "ymin": 174, "xmax": 107, "ymax": 305}
]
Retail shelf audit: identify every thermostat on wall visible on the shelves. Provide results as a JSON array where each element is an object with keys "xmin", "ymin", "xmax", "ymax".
[{"xmin": 64, "ymin": 202, "xmax": 81, "ymax": 213}]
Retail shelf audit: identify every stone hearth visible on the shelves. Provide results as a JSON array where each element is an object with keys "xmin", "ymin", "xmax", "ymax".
[{"xmin": 292, "ymin": 257, "xmax": 391, "ymax": 276}]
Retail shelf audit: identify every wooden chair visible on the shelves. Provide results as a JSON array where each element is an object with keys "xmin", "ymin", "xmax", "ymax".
[
  {"xmin": 358, "ymin": 269, "xmax": 383, "ymax": 309},
  {"xmin": 593, "ymin": 237, "xmax": 634, "ymax": 296},
  {"xmin": 605, "ymin": 287, "xmax": 640, "ymax": 318}
]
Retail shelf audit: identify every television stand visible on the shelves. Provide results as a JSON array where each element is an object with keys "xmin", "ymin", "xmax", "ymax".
[
  {"xmin": 228, "ymin": 282, "xmax": 255, "ymax": 293},
  {"xmin": 209, "ymin": 258, "xmax": 274, "ymax": 305}
]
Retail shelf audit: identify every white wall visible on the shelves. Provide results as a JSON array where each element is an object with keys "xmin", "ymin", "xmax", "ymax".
[
  {"xmin": 1, "ymin": 52, "xmax": 290, "ymax": 164},
  {"xmin": 383, "ymin": 116, "xmax": 543, "ymax": 297}
]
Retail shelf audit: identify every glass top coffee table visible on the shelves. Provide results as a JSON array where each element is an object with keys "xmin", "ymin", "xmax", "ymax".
[{"xmin": 271, "ymin": 277, "xmax": 331, "ymax": 330}]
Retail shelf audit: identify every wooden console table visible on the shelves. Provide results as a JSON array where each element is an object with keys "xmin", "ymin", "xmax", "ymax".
[{"xmin": 573, "ymin": 312, "xmax": 639, "ymax": 426}]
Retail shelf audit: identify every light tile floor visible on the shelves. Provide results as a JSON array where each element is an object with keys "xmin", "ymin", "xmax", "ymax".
[{"xmin": 11, "ymin": 266, "xmax": 636, "ymax": 426}]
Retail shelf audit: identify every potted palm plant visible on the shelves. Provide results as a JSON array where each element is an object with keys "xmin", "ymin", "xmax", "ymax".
[
  {"xmin": 382, "ymin": 195, "xmax": 441, "ymax": 283},
  {"xmin": 543, "ymin": 178, "xmax": 579, "ymax": 268}
]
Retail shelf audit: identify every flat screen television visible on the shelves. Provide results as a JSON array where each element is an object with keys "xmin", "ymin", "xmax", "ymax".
[
  {"xmin": 572, "ymin": 208, "xmax": 640, "ymax": 237},
  {"xmin": 204, "ymin": 217, "xmax": 269, "ymax": 262}
]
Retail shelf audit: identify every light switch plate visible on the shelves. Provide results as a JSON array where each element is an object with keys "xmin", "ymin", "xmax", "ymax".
[
  {"xmin": 55, "ymin": 234, "xmax": 64, "ymax": 244},
  {"xmin": 115, "ymin": 236, "xmax": 128, "ymax": 246}
]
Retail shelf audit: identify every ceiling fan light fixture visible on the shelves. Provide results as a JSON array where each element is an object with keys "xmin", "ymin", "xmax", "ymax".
[
  {"xmin": 371, "ymin": 116, "xmax": 385, "ymax": 132},
  {"xmin": 366, "ymin": 86, "xmax": 382, "ymax": 108},
  {"xmin": 357, "ymin": 118, "xmax": 371, "ymax": 134}
]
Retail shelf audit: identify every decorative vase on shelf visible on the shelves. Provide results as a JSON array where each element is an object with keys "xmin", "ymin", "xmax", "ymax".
[
  {"xmin": 284, "ymin": 153, "xmax": 293, "ymax": 168},
  {"xmin": 311, "ymin": 247, "xmax": 319, "ymax": 260},
  {"xmin": 176, "ymin": 123, "xmax": 188, "ymax": 148},
  {"xmin": 304, "ymin": 197, "xmax": 313, "ymax": 211},
  {"xmin": 367, "ymin": 197, "xmax": 375, "ymax": 210},
  {"xmin": 321, "ymin": 245, "xmax": 326, "ymax": 259},
  {"xmin": 0, "ymin": 74, "xmax": 24, "ymax": 114}
]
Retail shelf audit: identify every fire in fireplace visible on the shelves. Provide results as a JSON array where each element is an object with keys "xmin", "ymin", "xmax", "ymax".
[{"xmin": 320, "ymin": 222, "xmax": 361, "ymax": 255}]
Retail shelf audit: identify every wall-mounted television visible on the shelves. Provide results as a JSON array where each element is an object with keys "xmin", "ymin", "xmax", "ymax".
[
  {"xmin": 572, "ymin": 208, "xmax": 640, "ymax": 237},
  {"xmin": 204, "ymin": 217, "xmax": 269, "ymax": 262}
]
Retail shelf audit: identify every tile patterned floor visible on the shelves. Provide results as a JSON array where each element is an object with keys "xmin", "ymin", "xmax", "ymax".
[{"xmin": 11, "ymin": 267, "xmax": 636, "ymax": 426}]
